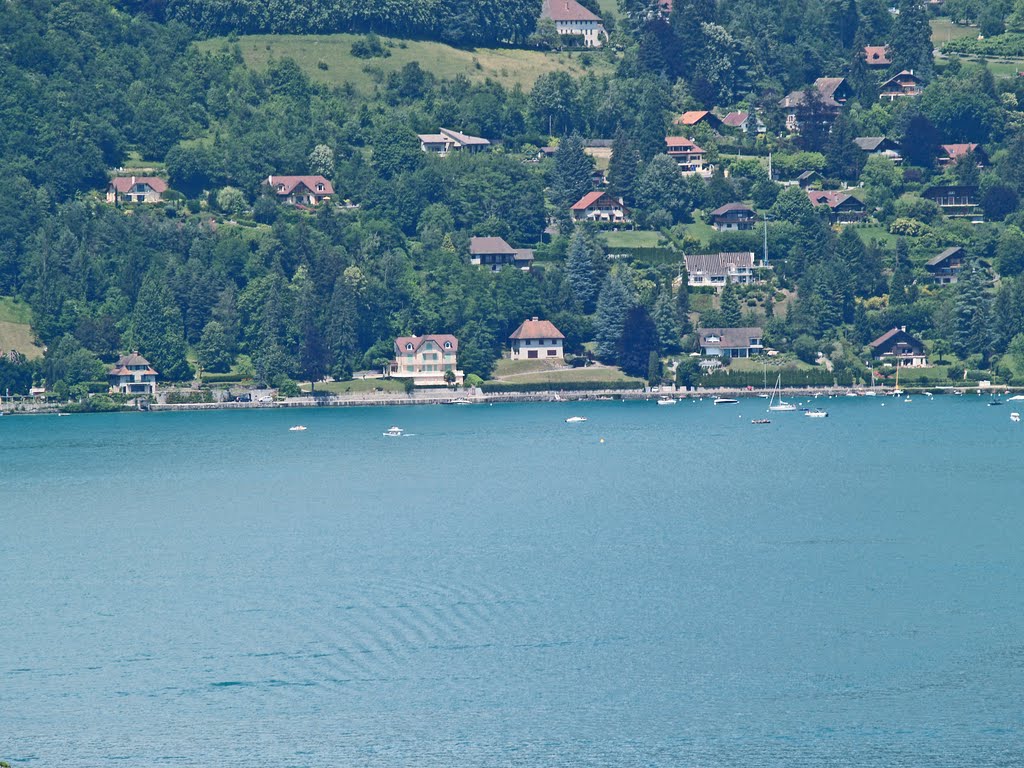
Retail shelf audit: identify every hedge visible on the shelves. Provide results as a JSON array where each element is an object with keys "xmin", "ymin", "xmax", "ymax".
[
  {"xmin": 699, "ymin": 368, "xmax": 853, "ymax": 388},
  {"xmin": 481, "ymin": 379, "xmax": 645, "ymax": 393},
  {"xmin": 942, "ymin": 33, "xmax": 1024, "ymax": 58},
  {"xmin": 201, "ymin": 372, "xmax": 249, "ymax": 384}
]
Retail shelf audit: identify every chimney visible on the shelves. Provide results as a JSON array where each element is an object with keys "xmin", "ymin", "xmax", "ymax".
[
  {"xmin": 900, "ymin": 325, "xmax": 906, "ymax": 332},
  {"xmin": 131, "ymin": 176, "xmax": 136, "ymax": 185},
  {"xmin": 532, "ymin": 316, "xmax": 539, "ymax": 321}
]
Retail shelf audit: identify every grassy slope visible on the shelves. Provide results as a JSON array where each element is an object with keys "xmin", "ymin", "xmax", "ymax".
[
  {"xmin": 299, "ymin": 379, "xmax": 406, "ymax": 394},
  {"xmin": 602, "ymin": 230, "xmax": 664, "ymax": 249},
  {"xmin": 489, "ymin": 366, "xmax": 642, "ymax": 384},
  {"xmin": 0, "ymin": 297, "xmax": 43, "ymax": 359},
  {"xmin": 930, "ymin": 18, "xmax": 977, "ymax": 46},
  {"xmin": 197, "ymin": 34, "xmax": 614, "ymax": 95}
]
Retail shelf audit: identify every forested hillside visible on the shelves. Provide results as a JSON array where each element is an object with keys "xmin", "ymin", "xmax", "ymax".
[{"xmin": 5, "ymin": 0, "xmax": 1024, "ymax": 400}]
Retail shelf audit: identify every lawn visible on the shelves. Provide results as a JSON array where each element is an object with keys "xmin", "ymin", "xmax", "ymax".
[
  {"xmin": 602, "ymin": 229, "xmax": 664, "ymax": 249},
  {"xmin": 855, "ymin": 225, "xmax": 900, "ymax": 248},
  {"xmin": 0, "ymin": 297, "xmax": 42, "ymax": 359},
  {"xmin": 492, "ymin": 357, "xmax": 568, "ymax": 378},
  {"xmin": 300, "ymin": 378, "xmax": 406, "ymax": 394},
  {"xmin": 196, "ymin": 34, "xmax": 614, "ymax": 94},
  {"xmin": 491, "ymin": 366, "xmax": 643, "ymax": 385},
  {"xmin": 683, "ymin": 219, "xmax": 717, "ymax": 245},
  {"xmin": 931, "ymin": 18, "xmax": 977, "ymax": 46}
]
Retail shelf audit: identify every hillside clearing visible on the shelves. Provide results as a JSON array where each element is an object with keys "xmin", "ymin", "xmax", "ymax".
[
  {"xmin": 0, "ymin": 297, "xmax": 42, "ymax": 359},
  {"xmin": 196, "ymin": 34, "xmax": 615, "ymax": 94}
]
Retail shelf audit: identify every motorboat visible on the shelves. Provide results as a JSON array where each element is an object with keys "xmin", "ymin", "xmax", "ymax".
[
  {"xmin": 714, "ymin": 397, "xmax": 738, "ymax": 404},
  {"xmin": 446, "ymin": 398, "xmax": 472, "ymax": 405},
  {"xmin": 989, "ymin": 399, "xmax": 1004, "ymax": 406},
  {"xmin": 656, "ymin": 397, "xmax": 677, "ymax": 405},
  {"xmin": 565, "ymin": 416, "xmax": 588, "ymax": 423},
  {"xmin": 1012, "ymin": 412, "xmax": 1021, "ymax": 423},
  {"xmin": 288, "ymin": 425, "xmax": 307, "ymax": 431},
  {"xmin": 751, "ymin": 418, "xmax": 771, "ymax": 425},
  {"xmin": 805, "ymin": 409, "xmax": 828, "ymax": 418},
  {"xmin": 383, "ymin": 426, "xmax": 405, "ymax": 437},
  {"xmin": 1007, "ymin": 394, "xmax": 1024, "ymax": 401}
]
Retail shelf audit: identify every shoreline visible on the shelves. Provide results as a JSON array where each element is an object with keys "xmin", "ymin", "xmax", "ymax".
[{"xmin": 3, "ymin": 384, "xmax": 1017, "ymax": 415}]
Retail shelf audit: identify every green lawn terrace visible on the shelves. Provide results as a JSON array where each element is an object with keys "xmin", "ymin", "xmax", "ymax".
[{"xmin": 195, "ymin": 34, "xmax": 614, "ymax": 97}]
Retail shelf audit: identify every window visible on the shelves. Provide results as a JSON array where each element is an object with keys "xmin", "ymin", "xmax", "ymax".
[
  {"xmin": 444, "ymin": 341, "xmax": 451, "ymax": 349},
  {"xmin": 406, "ymin": 343, "xmax": 413, "ymax": 351},
  {"xmin": 547, "ymin": 349, "xmax": 557, "ymax": 356},
  {"xmin": 528, "ymin": 350, "xmax": 538, "ymax": 359}
]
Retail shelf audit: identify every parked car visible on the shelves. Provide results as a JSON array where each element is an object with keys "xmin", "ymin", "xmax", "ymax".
[
  {"xmin": 257, "ymin": 395, "xmax": 273, "ymax": 403},
  {"xmin": 235, "ymin": 393, "xmax": 251, "ymax": 402}
]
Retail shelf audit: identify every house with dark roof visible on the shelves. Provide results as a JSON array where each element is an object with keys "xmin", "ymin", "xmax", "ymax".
[
  {"xmin": 469, "ymin": 236, "xmax": 534, "ymax": 272},
  {"xmin": 925, "ymin": 247, "xmax": 966, "ymax": 285},
  {"xmin": 879, "ymin": 70, "xmax": 924, "ymax": 101},
  {"xmin": 796, "ymin": 170, "xmax": 822, "ymax": 188},
  {"xmin": 665, "ymin": 136, "xmax": 708, "ymax": 176},
  {"xmin": 937, "ymin": 143, "xmax": 987, "ymax": 168},
  {"xmin": 108, "ymin": 352, "xmax": 158, "ymax": 395},
  {"xmin": 779, "ymin": 77, "xmax": 851, "ymax": 132},
  {"xmin": 853, "ymin": 136, "xmax": 902, "ymax": 163},
  {"xmin": 710, "ymin": 203, "xmax": 756, "ymax": 231},
  {"xmin": 265, "ymin": 175, "xmax": 334, "ymax": 206},
  {"xmin": 390, "ymin": 334, "xmax": 463, "ymax": 385},
  {"xmin": 697, "ymin": 327, "xmax": 765, "ymax": 359},
  {"xmin": 509, "ymin": 317, "xmax": 565, "ymax": 360},
  {"xmin": 418, "ymin": 128, "xmax": 490, "ymax": 156},
  {"xmin": 570, "ymin": 191, "xmax": 629, "ymax": 223},
  {"xmin": 721, "ymin": 111, "xmax": 766, "ymax": 134},
  {"xmin": 540, "ymin": 0, "xmax": 608, "ymax": 47},
  {"xmin": 922, "ymin": 185, "xmax": 979, "ymax": 217},
  {"xmin": 863, "ymin": 45, "xmax": 891, "ymax": 68},
  {"xmin": 685, "ymin": 252, "xmax": 758, "ymax": 288},
  {"xmin": 106, "ymin": 176, "xmax": 168, "ymax": 204},
  {"xmin": 869, "ymin": 327, "xmax": 927, "ymax": 368},
  {"xmin": 806, "ymin": 190, "xmax": 867, "ymax": 223}
]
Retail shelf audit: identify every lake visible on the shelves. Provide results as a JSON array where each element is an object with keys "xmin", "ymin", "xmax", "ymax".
[{"xmin": 1, "ymin": 397, "xmax": 1022, "ymax": 766}]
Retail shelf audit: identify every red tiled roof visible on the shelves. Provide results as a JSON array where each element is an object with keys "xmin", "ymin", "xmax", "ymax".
[
  {"xmin": 571, "ymin": 191, "xmax": 614, "ymax": 210},
  {"xmin": 940, "ymin": 143, "xmax": 979, "ymax": 160},
  {"xmin": 675, "ymin": 110, "xmax": 712, "ymax": 126},
  {"xmin": 394, "ymin": 334, "xmax": 459, "ymax": 353},
  {"xmin": 108, "ymin": 176, "xmax": 168, "ymax": 193},
  {"xmin": 510, "ymin": 318, "xmax": 565, "ymax": 341},
  {"xmin": 541, "ymin": 0, "xmax": 602, "ymax": 22},
  {"xmin": 807, "ymin": 189, "xmax": 859, "ymax": 209},
  {"xmin": 665, "ymin": 136, "xmax": 704, "ymax": 153},
  {"xmin": 863, "ymin": 45, "xmax": 891, "ymax": 65},
  {"xmin": 266, "ymin": 175, "xmax": 334, "ymax": 196}
]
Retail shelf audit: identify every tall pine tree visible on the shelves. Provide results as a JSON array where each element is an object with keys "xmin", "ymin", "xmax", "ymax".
[
  {"xmin": 595, "ymin": 269, "xmax": 636, "ymax": 363},
  {"xmin": 608, "ymin": 127, "xmax": 642, "ymax": 206},
  {"xmin": 552, "ymin": 132, "xmax": 594, "ymax": 208},
  {"xmin": 889, "ymin": 0, "xmax": 933, "ymax": 79}
]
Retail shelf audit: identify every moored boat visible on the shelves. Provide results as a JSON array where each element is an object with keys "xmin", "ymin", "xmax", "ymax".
[{"xmin": 383, "ymin": 426, "xmax": 405, "ymax": 437}]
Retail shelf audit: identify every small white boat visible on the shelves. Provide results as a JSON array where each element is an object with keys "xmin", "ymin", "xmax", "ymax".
[
  {"xmin": 1011, "ymin": 412, "xmax": 1021, "ymax": 422},
  {"xmin": 904, "ymin": 397, "xmax": 912, "ymax": 403},
  {"xmin": 1007, "ymin": 395, "xmax": 1024, "ymax": 401},
  {"xmin": 383, "ymin": 426, "xmax": 405, "ymax": 437},
  {"xmin": 805, "ymin": 409, "xmax": 828, "ymax": 418},
  {"xmin": 845, "ymin": 391, "xmax": 859, "ymax": 397},
  {"xmin": 921, "ymin": 391, "xmax": 933, "ymax": 397},
  {"xmin": 656, "ymin": 397, "xmax": 677, "ymax": 406},
  {"xmin": 714, "ymin": 397, "xmax": 738, "ymax": 405},
  {"xmin": 565, "ymin": 416, "xmax": 588, "ymax": 423},
  {"xmin": 288, "ymin": 425, "xmax": 307, "ymax": 431},
  {"xmin": 751, "ymin": 418, "xmax": 771, "ymax": 425},
  {"xmin": 864, "ymin": 391, "xmax": 878, "ymax": 397}
]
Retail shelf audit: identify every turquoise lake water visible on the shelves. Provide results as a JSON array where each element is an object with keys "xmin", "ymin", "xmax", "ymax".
[{"xmin": 1, "ymin": 397, "xmax": 1022, "ymax": 766}]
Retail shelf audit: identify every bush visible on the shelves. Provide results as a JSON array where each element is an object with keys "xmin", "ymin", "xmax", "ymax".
[
  {"xmin": 889, "ymin": 217, "xmax": 929, "ymax": 236},
  {"xmin": 165, "ymin": 389, "xmax": 213, "ymax": 404},
  {"xmin": 351, "ymin": 34, "xmax": 390, "ymax": 59}
]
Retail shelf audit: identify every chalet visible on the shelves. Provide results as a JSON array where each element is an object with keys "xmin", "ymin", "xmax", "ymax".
[
  {"xmin": 721, "ymin": 111, "xmax": 766, "ymax": 134},
  {"xmin": 806, "ymin": 190, "xmax": 867, "ymax": 223},
  {"xmin": 853, "ymin": 136, "xmax": 902, "ymax": 163},
  {"xmin": 710, "ymin": 203, "xmax": 756, "ymax": 231},
  {"xmin": 265, "ymin": 175, "xmax": 333, "ymax": 206},
  {"xmin": 685, "ymin": 252, "xmax": 758, "ymax": 288},
  {"xmin": 779, "ymin": 77, "xmax": 851, "ymax": 132},
  {"xmin": 921, "ymin": 185, "xmax": 979, "ymax": 217},
  {"xmin": 468, "ymin": 236, "xmax": 534, "ymax": 272},
  {"xmin": 673, "ymin": 110, "xmax": 724, "ymax": 132},
  {"xmin": 540, "ymin": 0, "xmax": 608, "ymax": 48},
  {"xmin": 108, "ymin": 352, "xmax": 158, "ymax": 395},
  {"xmin": 390, "ymin": 334, "xmax": 464, "ymax": 386},
  {"xmin": 665, "ymin": 136, "xmax": 708, "ymax": 176},
  {"xmin": 937, "ymin": 143, "xmax": 986, "ymax": 167},
  {"xmin": 570, "ymin": 191, "xmax": 629, "ymax": 223},
  {"xmin": 509, "ymin": 317, "xmax": 565, "ymax": 360},
  {"xmin": 869, "ymin": 327, "xmax": 927, "ymax": 368},
  {"xmin": 417, "ymin": 128, "xmax": 490, "ymax": 156},
  {"xmin": 863, "ymin": 45, "xmax": 891, "ymax": 68},
  {"xmin": 697, "ymin": 327, "xmax": 765, "ymax": 359},
  {"xmin": 796, "ymin": 170, "xmax": 822, "ymax": 188},
  {"xmin": 879, "ymin": 70, "xmax": 924, "ymax": 101},
  {"xmin": 925, "ymin": 246, "xmax": 965, "ymax": 285},
  {"xmin": 106, "ymin": 176, "xmax": 167, "ymax": 204}
]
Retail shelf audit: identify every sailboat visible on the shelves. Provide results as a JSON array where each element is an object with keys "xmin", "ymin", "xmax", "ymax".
[{"xmin": 768, "ymin": 374, "xmax": 797, "ymax": 412}]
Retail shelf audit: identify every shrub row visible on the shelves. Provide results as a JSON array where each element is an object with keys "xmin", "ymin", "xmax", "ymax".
[
  {"xmin": 699, "ymin": 369, "xmax": 854, "ymax": 388},
  {"xmin": 481, "ymin": 379, "xmax": 645, "ymax": 393}
]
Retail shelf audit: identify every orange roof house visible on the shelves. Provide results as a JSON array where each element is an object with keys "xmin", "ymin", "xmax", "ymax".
[
  {"xmin": 509, "ymin": 317, "xmax": 565, "ymax": 360},
  {"xmin": 265, "ymin": 175, "xmax": 334, "ymax": 206}
]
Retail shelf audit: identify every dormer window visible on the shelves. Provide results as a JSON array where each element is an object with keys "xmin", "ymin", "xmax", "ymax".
[
  {"xmin": 405, "ymin": 343, "xmax": 413, "ymax": 351},
  {"xmin": 316, "ymin": 184, "xmax": 324, "ymax": 191},
  {"xmin": 277, "ymin": 184, "xmax": 285, "ymax": 192},
  {"xmin": 444, "ymin": 341, "xmax": 452, "ymax": 349}
]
